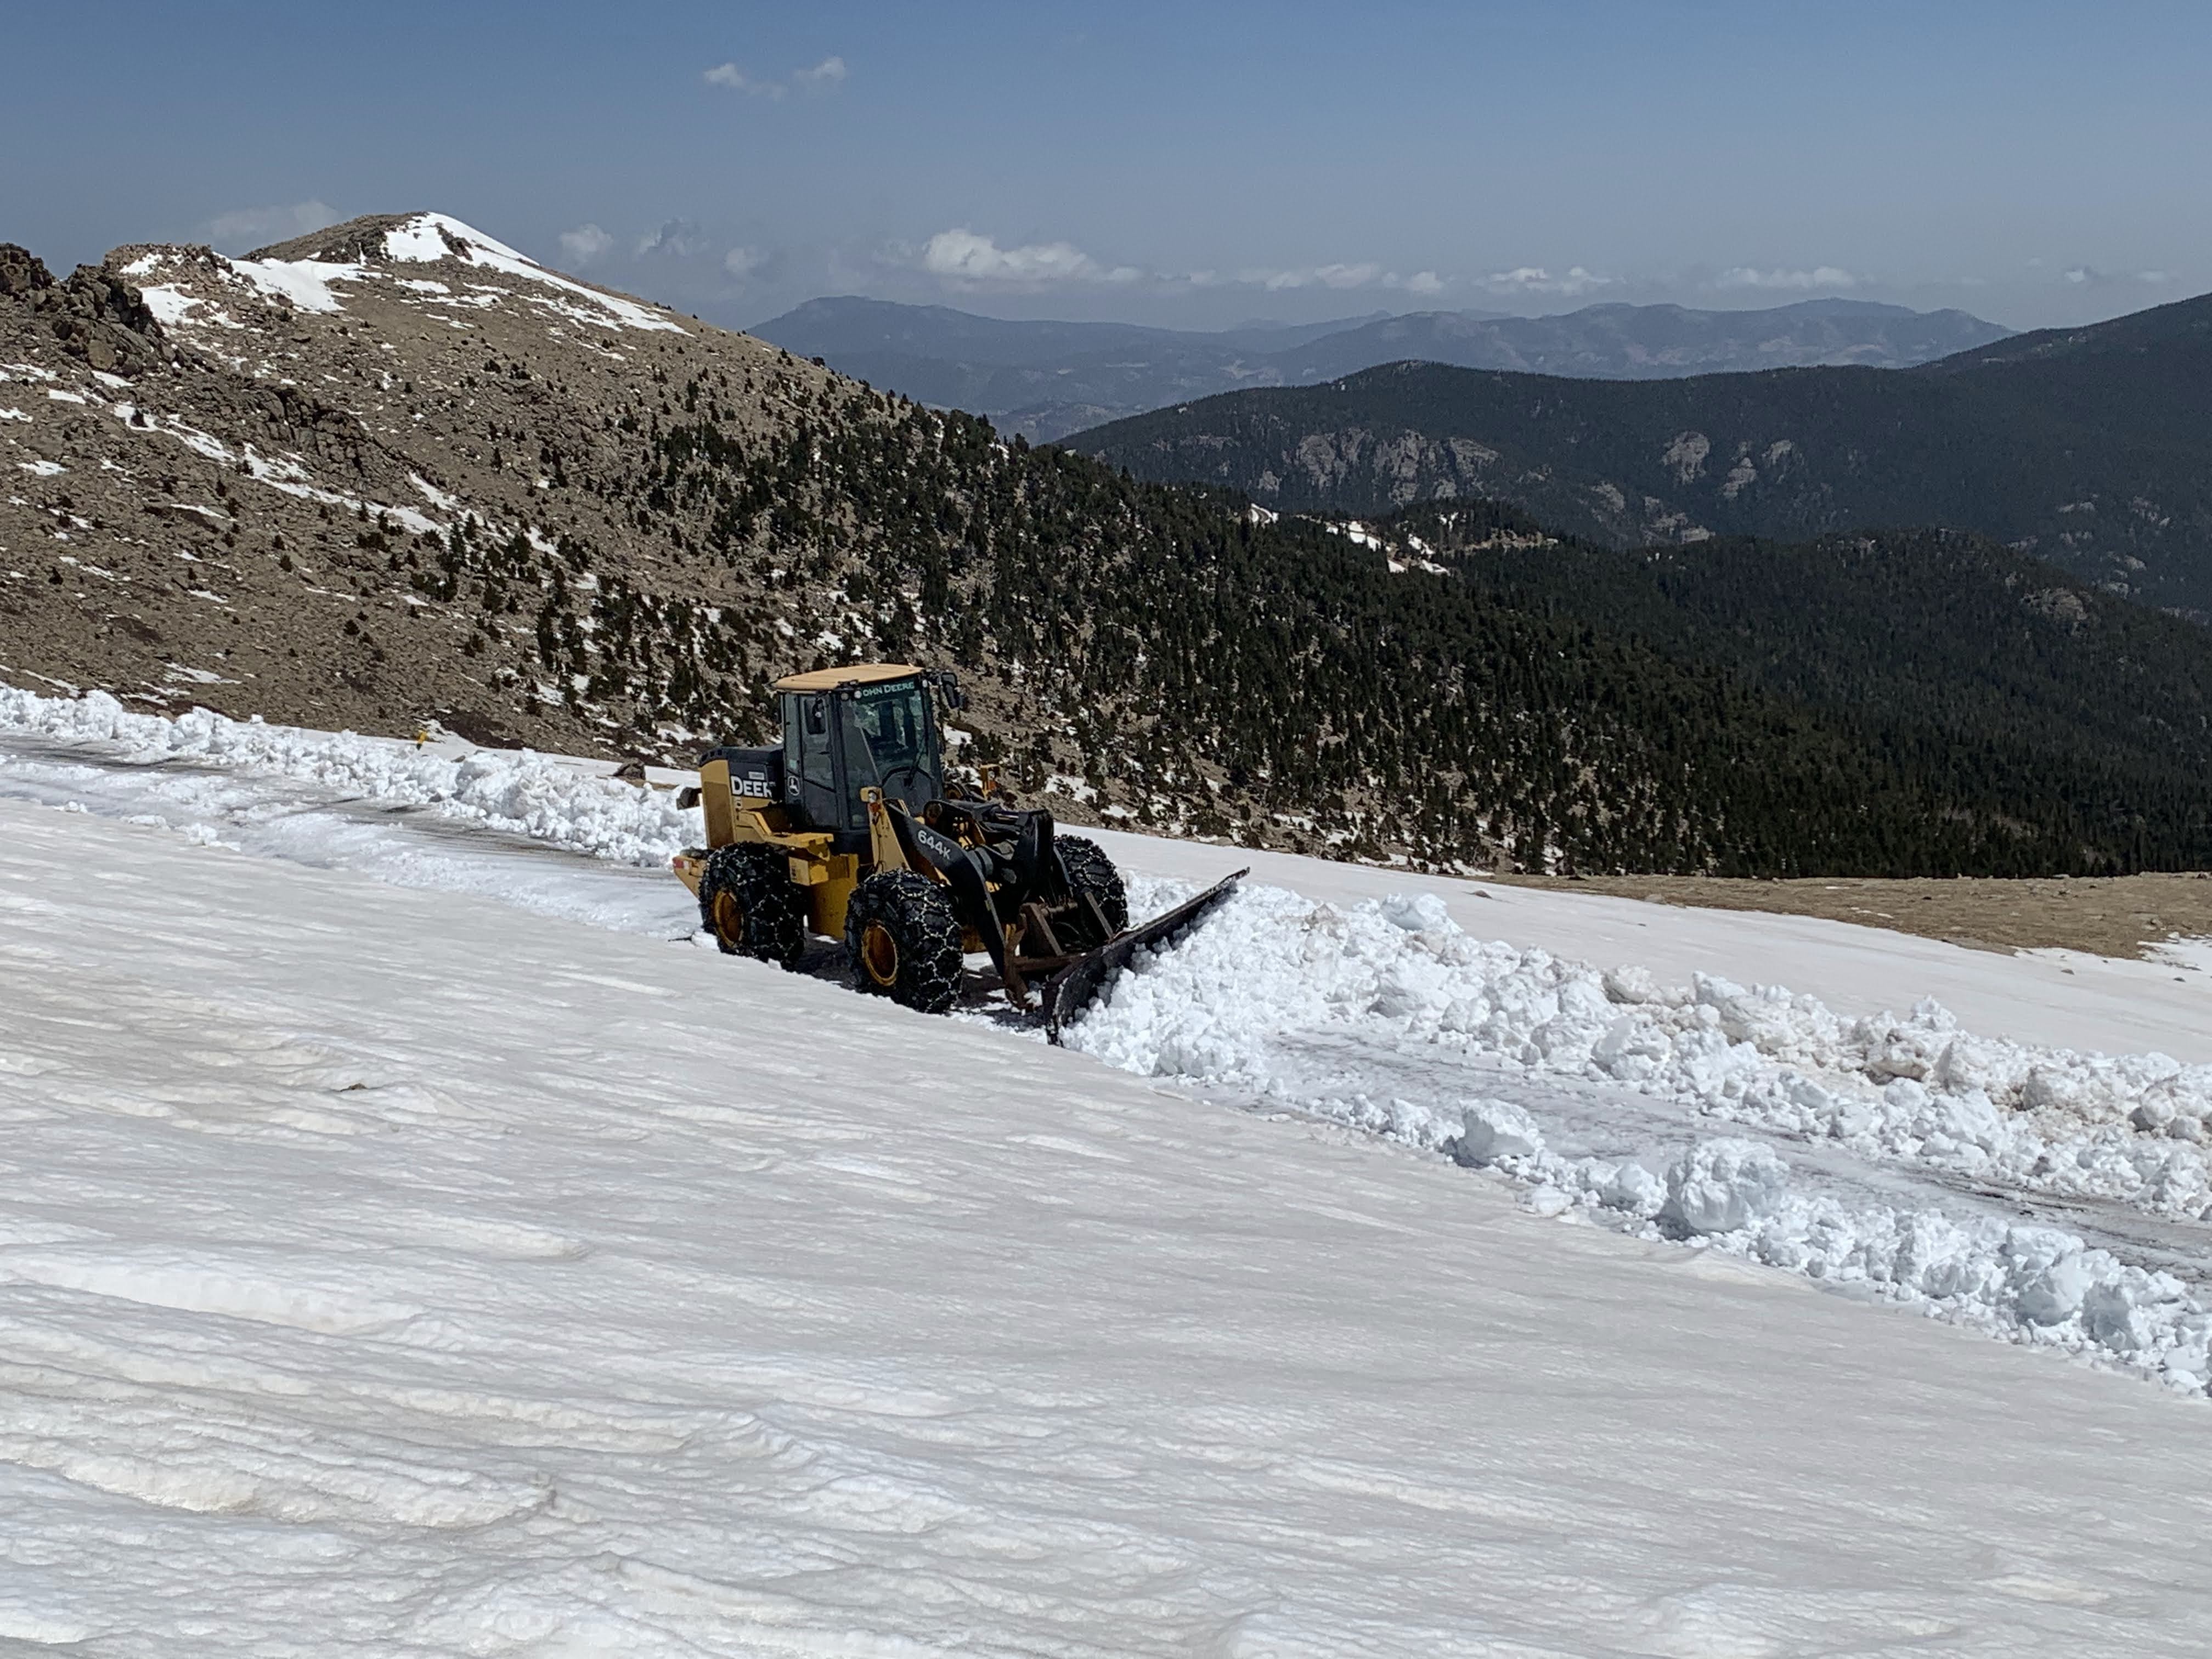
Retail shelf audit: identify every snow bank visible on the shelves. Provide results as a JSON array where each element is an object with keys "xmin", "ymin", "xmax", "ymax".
[
  {"xmin": 1074, "ymin": 884, "xmax": 2212, "ymax": 1217},
  {"xmin": 0, "ymin": 689, "xmax": 695, "ymax": 868},
  {"xmin": 1069, "ymin": 883, "xmax": 2212, "ymax": 1389}
]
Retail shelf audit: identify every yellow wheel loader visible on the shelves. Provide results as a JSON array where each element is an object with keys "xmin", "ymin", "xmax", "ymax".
[{"xmin": 672, "ymin": 663, "xmax": 1242, "ymax": 1037}]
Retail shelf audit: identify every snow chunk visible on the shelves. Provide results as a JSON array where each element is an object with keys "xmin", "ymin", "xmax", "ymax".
[
  {"xmin": 1661, "ymin": 1139, "xmax": 1791, "ymax": 1237},
  {"xmin": 1454, "ymin": 1099, "xmax": 1544, "ymax": 1166}
]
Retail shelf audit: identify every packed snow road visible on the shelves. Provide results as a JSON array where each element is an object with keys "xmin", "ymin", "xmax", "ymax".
[
  {"xmin": 5, "ymin": 692, "xmax": 2211, "ymax": 1396},
  {"xmin": 7, "ymin": 794, "xmax": 2212, "ymax": 1656}
]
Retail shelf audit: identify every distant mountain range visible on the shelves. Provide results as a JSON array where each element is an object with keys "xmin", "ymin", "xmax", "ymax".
[
  {"xmin": 752, "ymin": 295, "xmax": 2011, "ymax": 442},
  {"xmin": 1067, "ymin": 290, "xmax": 2212, "ymax": 616}
]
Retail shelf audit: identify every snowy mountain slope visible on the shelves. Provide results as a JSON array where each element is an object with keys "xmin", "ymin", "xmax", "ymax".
[
  {"xmin": 5, "ymin": 795, "xmax": 2212, "ymax": 1656},
  {"xmin": 5, "ymin": 692, "xmax": 2212, "ymax": 1391}
]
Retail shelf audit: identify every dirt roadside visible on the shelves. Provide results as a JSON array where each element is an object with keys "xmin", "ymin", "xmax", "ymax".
[{"xmin": 1491, "ymin": 872, "xmax": 2212, "ymax": 960}]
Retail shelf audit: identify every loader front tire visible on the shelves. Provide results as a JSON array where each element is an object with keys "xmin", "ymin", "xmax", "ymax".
[
  {"xmin": 1057, "ymin": 835, "xmax": 1128, "ymax": 935},
  {"xmin": 699, "ymin": 843, "xmax": 807, "ymax": 969},
  {"xmin": 844, "ymin": 871, "xmax": 963, "ymax": 1014}
]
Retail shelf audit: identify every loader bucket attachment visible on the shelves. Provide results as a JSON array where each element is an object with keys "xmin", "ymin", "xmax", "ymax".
[{"xmin": 1043, "ymin": 868, "xmax": 1248, "ymax": 1045}]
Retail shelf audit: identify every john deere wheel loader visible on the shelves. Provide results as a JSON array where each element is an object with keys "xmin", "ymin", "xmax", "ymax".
[{"xmin": 672, "ymin": 663, "xmax": 1241, "ymax": 1037}]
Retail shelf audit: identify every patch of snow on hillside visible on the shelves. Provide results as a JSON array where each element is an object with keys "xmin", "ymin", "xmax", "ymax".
[
  {"xmin": 134, "ymin": 284, "xmax": 204, "ymax": 328},
  {"xmin": 232, "ymin": 257, "xmax": 359, "ymax": 314},
  {"xmin": 382, "ymin": 215, "xmax": 465, "ymax": 263},
  {"xmin": 2152, "ymin": 936, "xmax": 2212, "ymax": 976},
  {"xmin": 410, "ymin": 472, "xmax": 460, "ymax": 511},
  {"xmin": 381, "ymin": 212, "xmax": 684, "ymax": 334}
]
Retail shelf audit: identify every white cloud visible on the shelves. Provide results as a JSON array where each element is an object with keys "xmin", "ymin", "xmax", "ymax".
[
  {"xmin": 1716, "ymin": 266, "xmax": 1858, "ymax": 291},
  {"xmin": 2062, "ymin": 265, "xmax": 2177, "ymax": 288},
  {"xmin": 909, "ymin": 239, "xmax": 1450, "ymax": 297},
  {"xmin": 558, "ymin": 223, "xmax": 614, "ymax": 264},
  {"xmin": 1248, "ymin": 262, "xmax": 1444, "ymax": 293},
  {"xmin": 704, "ymin": 61, "xmax": 778, "ymax": 95},
  {"xmin": 636, "ymin": 218, "xmax": 707, "ymax": 259},
  {"xmin": 919, "ymin": 228, "xmax": 1137, "ymax": 285},
  {"xmin": 724, "ymin": 246, "xmax": 767, "ymax": 281},
  {"xmin": 1480, "ymin": 265, "xmax": 1617, "ymax": 297},
  {"xmin": 705, "ymin": 55, "xmax": 847, "ymax": 98},
  {"xmin": 1312, "ymin": 261, "xmax": 1382, "ymax": 289},
  {"xmin": 202, "ymin": 200, "xmax": 343, "ymax": 251}
]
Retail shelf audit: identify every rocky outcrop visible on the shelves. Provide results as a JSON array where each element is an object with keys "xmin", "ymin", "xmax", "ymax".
[{"xmin": 0, "ymin": 244, "xmax": 168, "ymax": 376}]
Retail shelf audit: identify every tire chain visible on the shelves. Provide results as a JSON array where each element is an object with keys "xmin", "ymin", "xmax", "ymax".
[
  {"xmin": 699, "ymin": 843, "xmax": 808, "ymax": 968},
  {"xmin": 844, "ymin": 870, "xmax": 964, "ymax": 1014},
  {"xmin": 1056, "ymin": 835, "xmax": 1129, "ymax": 934}
]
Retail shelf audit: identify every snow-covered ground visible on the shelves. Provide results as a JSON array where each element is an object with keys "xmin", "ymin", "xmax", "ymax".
[
  {"xmin": 4, "ymin": 690, "xmax": 2212, "ymax": 1387},
  {"xmin": 6, "ymin": 690, "xmax": 2212, "ymax": 1647},
  {"xmin": 9, "ymin": 798, "xmax": 2212, "ymax": 1654}
]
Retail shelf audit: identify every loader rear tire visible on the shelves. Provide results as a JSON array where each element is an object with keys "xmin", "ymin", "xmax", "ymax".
[
  {"xmin": 1057, "ymin": 836, "xmax": 1128, "ymax": 935},
  {"xmin": 844, "ymin": 871, "xmax": 963, "ymax": 1014},
  {"xmin": 699, "ymin": 843, "xmax": 807, "ymax": 969}
]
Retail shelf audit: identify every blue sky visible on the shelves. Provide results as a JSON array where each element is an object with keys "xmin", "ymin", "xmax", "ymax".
[{"xmin": 6, "ymin": 1, "xmax": 2207, "ymax": 332}]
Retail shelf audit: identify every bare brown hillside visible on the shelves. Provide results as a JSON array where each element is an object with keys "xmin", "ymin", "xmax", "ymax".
[{"xmin": 1, "ymin": 212, "xmax": 888, "ymax": 758}]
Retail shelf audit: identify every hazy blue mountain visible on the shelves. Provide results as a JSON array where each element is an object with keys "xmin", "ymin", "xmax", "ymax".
[
  {"xmin": 754, "ymin": 296, "xmax": 1394, "ymax": 367},
  {"xmin": 752, "ymin": 295, "xmax": 2010, "ymax": 441},
  {"xmin": 1066, "ymin": 289, "xmax": 2212, "ymax": 614},
  {"xmin": 1268, "ymin": 298, "xmax": 2010, "ymax": 383}
]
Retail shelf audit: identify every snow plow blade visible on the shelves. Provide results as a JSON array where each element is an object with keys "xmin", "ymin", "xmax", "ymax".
[{"xmin": 1043, "ymin": 868, "xmax": 1247, "ymax": 1045}]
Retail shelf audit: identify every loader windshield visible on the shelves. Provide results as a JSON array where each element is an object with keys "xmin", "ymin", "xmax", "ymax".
[{"xmin": 845, "ymin": 677, "xmax": 938, "ymax": 809}]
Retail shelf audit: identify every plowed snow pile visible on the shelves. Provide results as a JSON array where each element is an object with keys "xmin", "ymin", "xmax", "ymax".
[
  {"xmin": 0, "ymin": 686, "xmax": 691, "ymax": 865},
  {"xmin": 1070, "ymin": 884, "xmax": 2212, "ymax": 1389},
  {"xmin": 6, "ymin": 796, "xmax": 2212, "ymax": 1656}
]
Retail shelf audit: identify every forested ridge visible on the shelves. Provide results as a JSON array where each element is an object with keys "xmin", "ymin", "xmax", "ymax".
[
  {"xmin": 468, "ymin": 389, "xmax": 2212, "ymax": 877},
  {"xmin": 1066, "ymin": 290, "xmax": 2212, "ymax": 615}
]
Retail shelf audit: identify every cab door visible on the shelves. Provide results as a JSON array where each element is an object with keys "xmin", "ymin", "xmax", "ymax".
[{"xmin": 782, "ymin": 692, "xmax": 841, "ymax": 830}]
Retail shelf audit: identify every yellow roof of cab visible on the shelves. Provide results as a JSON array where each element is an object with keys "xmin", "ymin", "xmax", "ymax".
[{"xmin": 771, "ymin": 662, "xmax": 926, "ymax": 693}]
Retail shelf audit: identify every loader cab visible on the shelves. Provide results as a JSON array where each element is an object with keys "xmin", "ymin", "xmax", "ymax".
[{"xmin": 774, "ymin": 663, "xmax": 957, "ymax": 841}]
